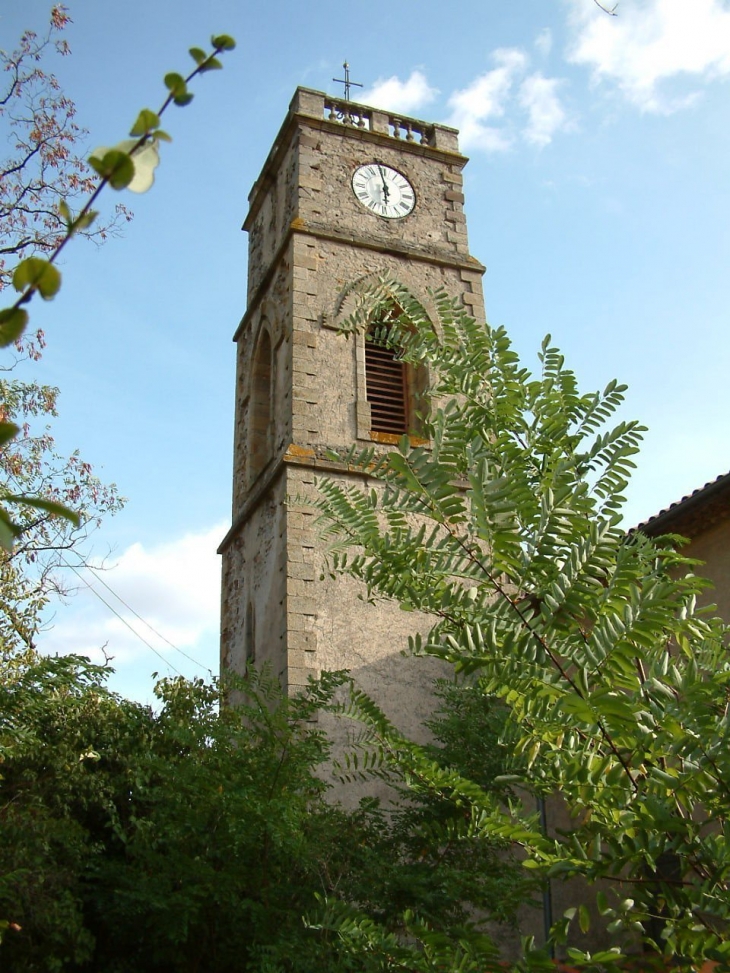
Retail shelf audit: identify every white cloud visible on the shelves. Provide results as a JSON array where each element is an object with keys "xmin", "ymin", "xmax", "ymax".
[
  {"xmin": 447, "ymin": 48, "xmax": 528, "ymax": 151},
  {"xmin": 567, "ymin": 0, "xmax": 730, "ymax": 113},
  {"xmin": 39, "ymin": 523, "xmax": 226, "ymax": 683},
  {"xmin": 360, "ymin": 70, "xmax": 438, "ymax": 115},
  {"xmin": 357, "ymin": 48, "xmax": 571, "ymax": 155},
  {"xmin": 447, "ymin": 49, "xmax": 569, "ymax": 152},
  {"xmin": 535, "ymin": 27, "xmax": 553, "ymax": 58},
  {"xmin": 519, "ymin": 73, "xmax": 570, "ymax": 146}
]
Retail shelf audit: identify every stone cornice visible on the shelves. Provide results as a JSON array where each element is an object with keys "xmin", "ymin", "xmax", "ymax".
[
  {"xmin": 218, "ymin": 442, "xmax": 380, "ymax": 554},
  {"xmin": 233, "ymin": 220, "xmax": 485, "ymax": 342}
]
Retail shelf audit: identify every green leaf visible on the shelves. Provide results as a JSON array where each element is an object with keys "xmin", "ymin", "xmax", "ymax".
[
  {"xmin": 592, "ymin": 950, "xmax": 627, "ymax": 964},
  {"xmin": 12, "ymin": 258, "xmax": 62, "ymax": 299},
  {"xmin": 58, "ymin": 199, "xmax": 97, "ymax": 236},
  {"xmin": 128, "ymin": 140, "xmax": 160, "ymax": 193},
  {"xmin": 72, "ymin": 209, "xmax": 98, "ymax": 234},
  {"xmin": 164, "ymin": 72, "xmax": 193, "ymax": 105},
  {"xmin": 155, "ymin": 130, "xmax": 172, "ymax": 143},
  {"xmin": 0, "ymin": 421, "xmax": 20, "ymax": 447},
  {"xmin": 0, "ymin": 506, "xmax": 21, "ymax": 551},
  {"xmin": 211, "ymin": 33, "xmax": 236, "ymax": 50},
  {"xmin": 591, "ymin": 692, "xmax": 635, "ymax": 725},
  {"xmin": 578, "ymin": 903, "xmax": 590, "ymax": 933},
  {"xmin": 189, "ymin": 46, "xmax": 207, "ymax": 64},
  {"xmin": 129, "ymin": 108, "xmax": 161, "ymax": 137},
  {"xmin": 3, "ymin": 493, "xmax": 80, "ymax": 527},
  {"xmin": 93, "ymin": 140, "xmax": 160, "ymax": 194},
  {"xmin": 559, "ymin": 693, "xmax": 595, "ymax": 723},
  {"xmin": 89, "ymin": 149, "xmax": 136, "ymax": 190},
  {"xmin": 164, "ymin": 71, "xmax": 186, "ymax": 94},
  {"xmin": 387, "ymin": 452, "xmax": 425, "ymax": 493},
  {"xmin": 0, "ymin": 307, "xmax": 29, "ymax": 346},
  {"xmin": 198, "ymin": 56, "xmax": 222, "ymax": 72}
]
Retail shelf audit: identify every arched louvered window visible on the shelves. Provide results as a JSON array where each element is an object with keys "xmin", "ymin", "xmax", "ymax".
[
  {"xmin": 365, "ymin": 319, "xmax": 409, "ymax": 436},
  {"xmin": 244, "ymin": 600, "xmax": 256, "ymax": 666},
  {"xmin": 249, "ymin": 328, "xmax": 272, "ymax": 480}
]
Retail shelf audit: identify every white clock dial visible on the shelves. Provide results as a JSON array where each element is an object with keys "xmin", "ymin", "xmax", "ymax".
[{"xmin": 352, "ymin": 163, "xmax": 416, "ymax": 219}]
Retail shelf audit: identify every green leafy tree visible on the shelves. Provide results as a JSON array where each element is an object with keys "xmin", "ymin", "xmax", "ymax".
[
  {"xmin": 330, "ymin": 675, "xmax": 532, "ymax": 944},
  {"xmin": 0, "ymin": 655, "xmax": 342, "ymax": 971},
  {"xmin": 314, "ymin": 279, "xmax": 730, "ymax": 971},
  {"xmin": 0, "ymin": 653, "xmax": 526, "ymax": 972},
  {"xmin": 0, "ymin": 653, "xmax": 153, "ymax": 962}
]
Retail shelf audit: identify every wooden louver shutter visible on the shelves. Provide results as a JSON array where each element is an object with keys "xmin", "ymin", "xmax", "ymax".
[{"xmin": 365, "ymin": 325, "xmax": 408, "ymax": 435}]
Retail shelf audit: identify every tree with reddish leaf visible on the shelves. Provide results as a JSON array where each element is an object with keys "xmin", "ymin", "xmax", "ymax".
[
  {"xmin": 0, "ymin": 10, "xmax": 235, "ymax": 645},
  {"xmin": 0, "ymin": 7, "xmax": 126, "ymax": 654},
  {"xmin": 0, "ymin": 5, "xmax": 129, "ymax": 300},
  {"xmin": 0, "ymin": 376, "xmax": 123, "ymax": 657}
]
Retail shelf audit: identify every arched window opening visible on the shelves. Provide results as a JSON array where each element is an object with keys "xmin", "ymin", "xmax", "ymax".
[
  {"xmin": 365, "ymin": 317, "xmax": 409, "ymax": 436},
  {"xmin": 244, "ymin": 600, "xmax": 256, "ymax": 667},
  {"xmin": 365, "ymin": 307, "xmax": 425, "ymax": 436},
  {"xmin": 353, "ymin": 289, "xmax": 431, "ymax": 443},
  {"xmin": 249, "ymin": 329, "xmax": 272, "ymax": 480}
]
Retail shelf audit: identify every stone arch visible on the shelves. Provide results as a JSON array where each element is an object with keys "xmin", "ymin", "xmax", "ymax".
[
  {"xmin": 328, "ymin": 270, "xmax": 443, "ymax": 340},
  {"xmin": 249, "ymin": 323, "xmax": 273, "ymax": 482}
]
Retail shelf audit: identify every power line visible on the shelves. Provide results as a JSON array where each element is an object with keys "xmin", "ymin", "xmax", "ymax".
[
  {"xmin": 2, "ymin": 465, "xmax": 212, "ymax": 676},
  {"xmin": 62, "ymin": 558, "xmax": 184, "ymax": 677},
  {"xmin": 65, "ymin": 555, "xmax": 211, "ymax": 674}
]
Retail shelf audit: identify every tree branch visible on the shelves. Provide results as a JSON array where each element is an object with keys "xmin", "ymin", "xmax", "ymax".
[{"xmin": 593, "ymin": 0, "xmax": 618, "ymax": 14}]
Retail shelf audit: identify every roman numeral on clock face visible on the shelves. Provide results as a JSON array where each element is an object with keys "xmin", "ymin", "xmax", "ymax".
[{"xmin": 351, "ymin": 163, "xmax": 416, "ymax": 219}]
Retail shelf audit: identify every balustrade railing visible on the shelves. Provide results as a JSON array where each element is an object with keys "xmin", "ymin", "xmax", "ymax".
[
  {"xmin": 322, "ymin": 96, "xmax": 433, "ymax": 146},
  {"xmin": 324, "ymin": 97, "xmax": 369, "ymax": 129}
]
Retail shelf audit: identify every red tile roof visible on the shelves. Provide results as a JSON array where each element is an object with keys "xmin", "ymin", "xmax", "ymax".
[{"xmin": 637, "ymin": 470, "xmax": 730, "ymax": 539}]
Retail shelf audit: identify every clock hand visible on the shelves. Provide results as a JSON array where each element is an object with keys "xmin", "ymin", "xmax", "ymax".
[{"xmin": 378, "ymin": 165, "xmax": 390, "ymax": 202}]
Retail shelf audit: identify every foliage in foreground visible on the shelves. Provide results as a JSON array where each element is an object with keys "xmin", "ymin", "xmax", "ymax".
[
  {"xmin": 0, "ymin": 377, "xmax": 124, "ymax": 654},
  {"xmin": 0, "ymin": 5, "xmax": 130, "ymax": 294},
  {"xmin": 315, "ymin": 279, "xmax": 730, "ymax": 971},
  {"xmin": 0, "ymin": 16, "xmax": 235, "ymax": 551},
  {"xmin": 0, "ymin": 16, "xmax": 233, "ymax": 676},
  {"xmin": 0, "ymin": 6, "xmax": 135, "ymax": 636},
  {"xmin": 0, "ymin": 654, "xmax": 526, "ymax": 972}
]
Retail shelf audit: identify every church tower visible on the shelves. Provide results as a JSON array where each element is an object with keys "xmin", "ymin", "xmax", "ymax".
[{"xmin": 219, "ymin": 87, "xmax": 486, "ymax": 731}]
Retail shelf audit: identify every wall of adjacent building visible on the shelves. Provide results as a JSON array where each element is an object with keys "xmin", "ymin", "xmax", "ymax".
[{"xmin": 682, "ymin": 518, "xmax": 730, "ymax": 624}]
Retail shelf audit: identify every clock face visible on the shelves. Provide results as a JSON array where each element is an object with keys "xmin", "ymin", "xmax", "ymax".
[{"xmin": 352, "ymin": 163, "xmax": 416, "ymax": 219}]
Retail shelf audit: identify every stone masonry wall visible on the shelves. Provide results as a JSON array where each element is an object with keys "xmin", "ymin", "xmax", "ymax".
[
  {"xmin": 223, "ymin": 87, "xmax": 487, "ymax": 705},
  {"xmin": 290, "ymin": 235, "xmax": 486, "ymax": 451},
  {"xmin": 220, "ymin": 473, "xmax": 288, "ymax": 682}
]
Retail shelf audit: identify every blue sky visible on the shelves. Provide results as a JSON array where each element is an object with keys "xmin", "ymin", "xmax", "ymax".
[{"xmin": 2, "ymin": 0, "xmax": 729, "ymax": 702}]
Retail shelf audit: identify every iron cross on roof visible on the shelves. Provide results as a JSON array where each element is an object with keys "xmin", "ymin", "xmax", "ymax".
[{"xmin": 332, "ymin": 62, "xmax": 363, "ymax": 102}]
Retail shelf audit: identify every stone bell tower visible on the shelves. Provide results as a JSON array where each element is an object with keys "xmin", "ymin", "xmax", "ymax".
[{"xmin": 219, "ymin": 87, "xmax": 486, "ymax": 732}]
